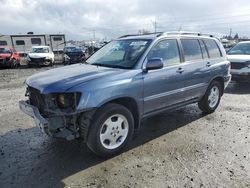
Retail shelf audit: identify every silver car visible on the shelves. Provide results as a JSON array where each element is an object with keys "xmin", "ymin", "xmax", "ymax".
[{"xmin": 227, "ymin": 41, "xmax": 250, "ymax": 82}]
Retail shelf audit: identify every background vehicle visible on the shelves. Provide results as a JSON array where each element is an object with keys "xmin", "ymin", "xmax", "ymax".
[
  {"xmin": 19, "ymin": 32, "xmax": 231, "ymax": 157},
  {"xmin": 0, "ymin": 46, "xmax": 20, "ymax": 68},
  {"xmin": 63, "ymin": 46, "xmax": 86, "ymax": 65},
  {"xmin": 0, "ymin": 34, "xmax": 65, "ymax": 62},
  {"xmin": 227, "ymin": 41, "xmax": 250, "ymax": 82},
  {"xmin": 26, "ymin": 46, "xmax": 54, "ymax": 67}
]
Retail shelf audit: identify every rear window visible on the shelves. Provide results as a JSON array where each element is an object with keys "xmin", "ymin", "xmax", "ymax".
[
  {"xmin": 203, "ymin": 39, "xmax": 222, "ymax": 58},
  {"xmin": 16, "ymin": 40, "xmax": 25, "ymax": 45},
  {"xmin": 31, "ymin": 38, "xmax": 42, "ymax": 45},
  {"xmin": 181, "ymin": 39, "xmax": 202, "ymax": 61},
  {"xmin": 0, "ymin": 41, "xmax": 7, "ymax": 45}
]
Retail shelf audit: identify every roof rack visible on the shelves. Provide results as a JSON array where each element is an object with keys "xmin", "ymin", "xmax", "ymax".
[
  {"xmin": 119, "ymin": 32, "xmax": 163, "ymax": 38},
  {"xmin": 160, "ymin": 31, "xmax": 214, "ymax": 37},
  {"xmin": 118, "ymin": 31, "xmax": 215, "ymax": 39}
]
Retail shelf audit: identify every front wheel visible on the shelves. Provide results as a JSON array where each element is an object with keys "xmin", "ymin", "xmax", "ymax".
[
  {"xmin": 198, "ymin": 81, "xmax": 222, "ymax": 114},
  {"xmin": 86, "ymin": 103, "xmax": 134, "ymax": 157}
]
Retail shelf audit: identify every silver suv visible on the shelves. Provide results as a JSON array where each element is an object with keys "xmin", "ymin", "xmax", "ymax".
[{"xmin": 19, "ymin": 32, "xmax": 231, "ymax": 157}]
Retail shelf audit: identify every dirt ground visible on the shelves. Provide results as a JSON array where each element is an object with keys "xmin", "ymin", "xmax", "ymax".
[{"xmin": 0, "ymin": 65, "xmax": 249, "ymax": 188}]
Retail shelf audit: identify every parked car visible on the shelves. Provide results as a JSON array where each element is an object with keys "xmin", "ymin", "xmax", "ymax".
[
  {"xmin": 227, "ymin": 41, "xmax": 250, "ymax": 82},
  {"xmin": 26, "ymin": 46, "xmax": 54, "ymax": 67},
  {"xmin": 63, "ymin": 46, "xmax": 85, "ymax": 65},
  {"xmin": 19, "ymin": 32, "xmax": 231, "ymax": 157},
  {"xmin": 0, "ymin": 46, "xmax": 20, "ymax": 68}
]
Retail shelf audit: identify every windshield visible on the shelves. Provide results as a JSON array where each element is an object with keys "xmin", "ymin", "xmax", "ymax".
[
  {"xmin": 227, "ymin": 43, "xmax": 250, "ymax": 55},
  {"xmin": 30, "ymin": 47, "xmax": 49, "ymax": 53},
  {"xmin": 86, "ymin": 39, "xmax": 151, "ymax": 69},
  {"xmin": 65, "ymin": 47, "xmax": 82, "ymax": 53},
  {"xmin": 0, "ymin": 48, "xmax": 11, "ymax": 54}
]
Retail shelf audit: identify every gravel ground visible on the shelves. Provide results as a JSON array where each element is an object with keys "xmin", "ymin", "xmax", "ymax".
[{"xmin": 0, "ymin": 65, "xmax": 249, "ymax": 188}]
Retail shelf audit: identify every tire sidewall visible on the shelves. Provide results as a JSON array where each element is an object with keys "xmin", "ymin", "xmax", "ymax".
[
  {"xmin": 87, "ymin": 104, "xmax": 134, "ymax": 157},
  {"xmin": 204, "ymin": 81, "xmax": 222, "ymax": 111}
]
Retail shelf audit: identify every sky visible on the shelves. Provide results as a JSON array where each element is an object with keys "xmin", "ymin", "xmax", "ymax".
[{"xmin": 1, "ymin": 0, "xmax": 250, "ymax": 40}]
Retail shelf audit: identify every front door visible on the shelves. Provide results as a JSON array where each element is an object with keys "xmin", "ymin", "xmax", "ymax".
[{"xmin": 143, "ymin": 39, "xmax": 186, "ymax": 114}]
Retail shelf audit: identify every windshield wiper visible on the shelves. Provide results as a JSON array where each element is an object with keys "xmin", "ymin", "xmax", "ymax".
[{"xmin": 92, "ymin": 63, "xmax": 129, "ymax": 69}]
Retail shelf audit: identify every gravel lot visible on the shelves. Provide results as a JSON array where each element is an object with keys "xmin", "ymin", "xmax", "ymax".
[{"xmin": 0, "ymin": 65, "xmax": 249, "ymax": 188}]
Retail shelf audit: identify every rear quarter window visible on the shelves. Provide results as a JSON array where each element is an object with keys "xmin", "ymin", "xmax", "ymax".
[
  {"xmin": 181, "ymin": 39, "xmax": 203, "ymax": 61},
  {"xmin": 203, "ymin": 39, "xmax": 222, "ymax": 58}
]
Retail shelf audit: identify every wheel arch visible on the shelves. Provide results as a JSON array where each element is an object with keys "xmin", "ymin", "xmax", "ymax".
[
  {"xmin": 99, "ymin": 97, "xmax": 141, "ymax": 130},
  {"xmin": 211, "ymin": 76, "xmax": 224, "ymax": 95}
]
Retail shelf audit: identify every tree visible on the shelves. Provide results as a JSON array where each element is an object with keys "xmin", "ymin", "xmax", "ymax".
[
  {"xmin": 138, "ymin": 29, "xmax": 151, "ymax": 35},
  {"xmin": 233, "ymin": 33, "xmax": 239, "ymax": 40}
]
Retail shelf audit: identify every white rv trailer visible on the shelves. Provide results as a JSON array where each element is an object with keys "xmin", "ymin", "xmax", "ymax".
[{"xmin": 0, "ymin": 34, "xmax": 66, "ymax": 62}]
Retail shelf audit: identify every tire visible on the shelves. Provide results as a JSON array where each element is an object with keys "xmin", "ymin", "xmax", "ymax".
[
  {"xmin": 198, "ymin": 81, "xmax": 222, "ymax": 114},
  {"xmin": 86, "ymin": 103, "xmax": 134, "ymax": 157},
  {"xmin": 10, "ymin": 59, "xmax": 18, "ymax": 69}
]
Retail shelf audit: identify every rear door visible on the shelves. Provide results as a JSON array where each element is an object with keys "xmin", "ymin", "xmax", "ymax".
[{"xmin": 177, "ymin": 38, "xmax": 210, "ymax": 101}]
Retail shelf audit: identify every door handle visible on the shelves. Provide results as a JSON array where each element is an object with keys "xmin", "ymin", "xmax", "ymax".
[
  {"xmin": 176, "ymin": 67, "xmax": 184, "ymax": 73},
  {"xmin": 206, "ymin": 62, "xmax": 211, "ymax": 67}
]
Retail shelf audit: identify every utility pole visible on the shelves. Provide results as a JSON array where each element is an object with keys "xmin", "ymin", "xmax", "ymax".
[
  {"xmin": 154, "ymin": 19, "xmax": 157, "ymax": 33},
  {"xmin": 229, "ymin": 28, "xmax": 232, "ymax": 38},
  {"xmin": 93, "ymin": 29, "xmax": 96, "ymax": 41},
  {"xmin": 178, "ymin": 26, "xmax": 182, "ymax": 32}
]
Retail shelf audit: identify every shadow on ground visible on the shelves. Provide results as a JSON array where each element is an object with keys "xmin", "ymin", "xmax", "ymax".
[{"xmin": 0, "ymin": 105, "xmax": 204, "ymax": 188}]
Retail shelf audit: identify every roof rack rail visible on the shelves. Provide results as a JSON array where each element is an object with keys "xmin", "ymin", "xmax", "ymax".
[
  {"xmin": 119, "ymin": 32, "xmax": 163, "ymax": 38},
  {"xmin": 160, "ymin": 31, "xmax": 214, "ymax": 38}
]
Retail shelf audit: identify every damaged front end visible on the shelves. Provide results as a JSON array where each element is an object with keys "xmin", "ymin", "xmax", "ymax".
[{"xmin": 19, "ymin": 86, "xmax": 86, "ymax": 140}]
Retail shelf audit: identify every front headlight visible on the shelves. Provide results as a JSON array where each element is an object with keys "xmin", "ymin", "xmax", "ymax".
[{"xmin": 57, "ymin": 93, "xmax": 81, "ymax": 109}]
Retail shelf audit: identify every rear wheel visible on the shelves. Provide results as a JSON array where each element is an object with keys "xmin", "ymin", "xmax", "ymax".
[
  {"xmin": 86, "ymin": 103, "xmax": 134, "ymax": 157},
  {"xmin": 198, "ymin": 81, "xmax": 222, "ymax": 114}
]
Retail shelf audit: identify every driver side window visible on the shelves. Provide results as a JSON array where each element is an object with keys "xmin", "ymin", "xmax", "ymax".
[{"xmin": 147, "ymin": 39, "xmax": 180, "ymax": 66}]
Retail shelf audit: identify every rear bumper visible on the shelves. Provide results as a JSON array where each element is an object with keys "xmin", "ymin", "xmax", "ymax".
[{"xmin": 224, "ymin": 74, "xmax": 232, "ymax": 88}]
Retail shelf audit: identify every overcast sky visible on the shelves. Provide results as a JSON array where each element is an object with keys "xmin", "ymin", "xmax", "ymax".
[{"xmin": 1, "ymin": 0, "xmax": 250, "ymax": 40}]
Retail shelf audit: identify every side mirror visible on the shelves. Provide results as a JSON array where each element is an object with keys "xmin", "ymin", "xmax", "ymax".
[{"xmin": 145, "ymin": 58, "xmax": 163, "ymax": 71}]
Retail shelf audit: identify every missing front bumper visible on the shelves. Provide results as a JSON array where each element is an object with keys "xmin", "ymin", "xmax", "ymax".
[{"xmin": 19, "ymin": 100, "xmax": 79, "ymax": 140}]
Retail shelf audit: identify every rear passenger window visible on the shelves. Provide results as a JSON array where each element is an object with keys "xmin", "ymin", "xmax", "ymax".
[
  {"xmin": 203, "ymin": 39, "xmax": 222, "ymax": 58},
  {"xmin": 199, "ymin": 40, "xmax": 209, "ymax": 59},
  {"xmin": 147, "ymin": 39, "xmax": 180, "ymax": 66},
  {"xmin": 181, "ymin": 39, "xmax": 202, "ymax": 61}
]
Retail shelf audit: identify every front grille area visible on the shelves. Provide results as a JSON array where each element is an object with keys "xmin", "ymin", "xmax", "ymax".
[
  {"xmin": 230, "ymin": 62, "xmax": 247, "ymax": 69},
  {"xmin": 30, "ymin": 57, "xmax": 46, "ymax": 63},
  {"xmin": 28, "ymin": 87, "xmax": 46, "ymax": 114}
]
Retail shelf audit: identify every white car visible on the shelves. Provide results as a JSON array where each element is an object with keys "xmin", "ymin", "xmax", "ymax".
[
  {"xmin": 227, "ymin": 41, "xmax": 250, "ymax": 82},
  {"xmin": 27, "ymin": 46, "xmax": 54, "ymax": 66}
]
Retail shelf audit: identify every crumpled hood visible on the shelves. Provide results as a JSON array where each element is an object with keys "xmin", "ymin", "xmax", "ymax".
[
  {"xmin": 0, "ymin": 54, "xmax": 11, "ymax": 59},
  {"xmin": 28, "ymin": 53, "xmax": 49, "ymax": 58},
  {"xmin": 227, "ymin": 54, "xmax": 250, "ymax": 62},
  {"xmin": 26, "ymin": 64, "xmax": 122, "ymax": 93}
]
